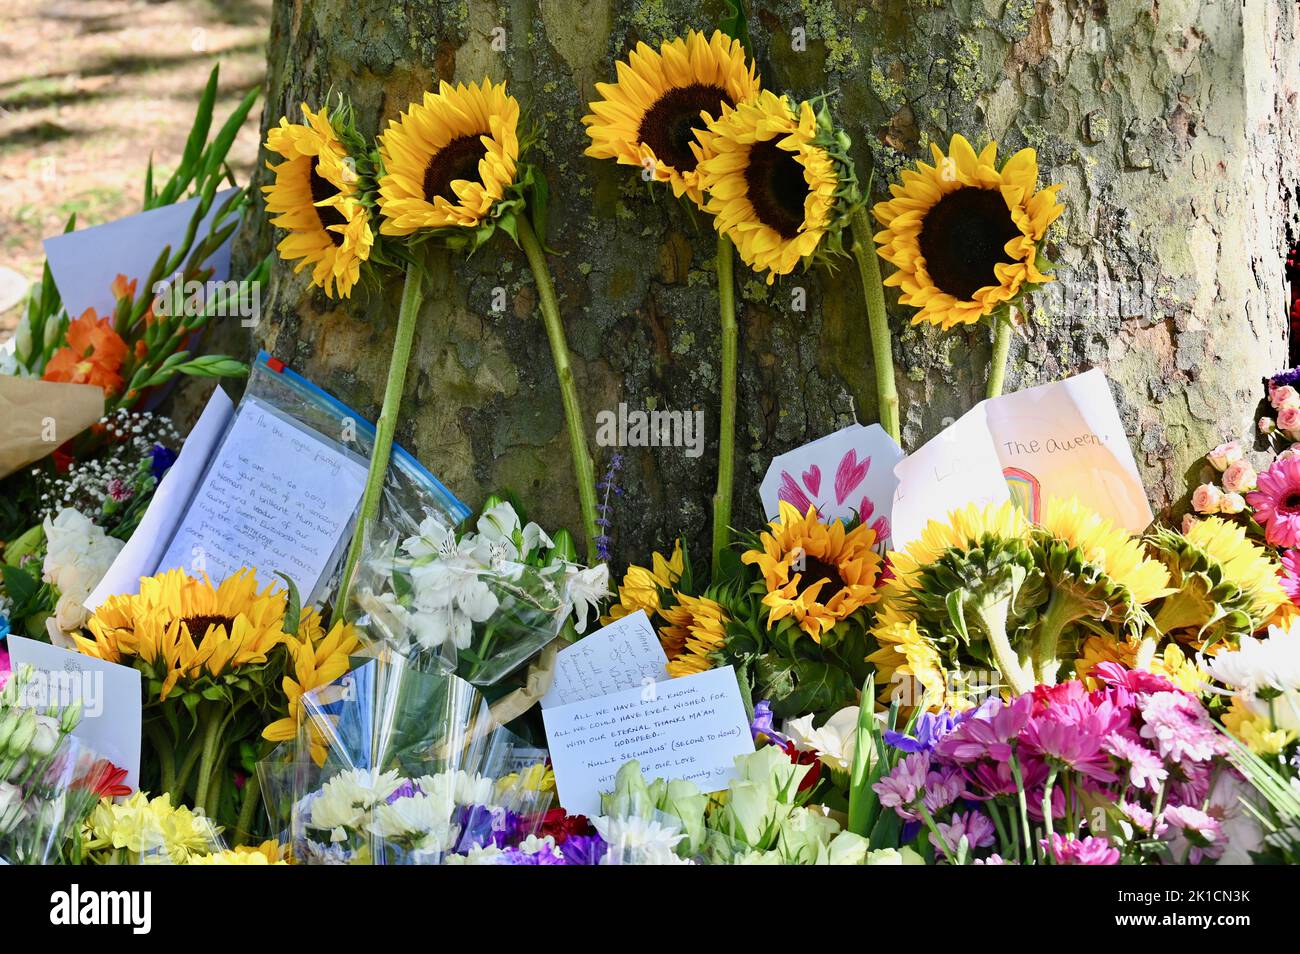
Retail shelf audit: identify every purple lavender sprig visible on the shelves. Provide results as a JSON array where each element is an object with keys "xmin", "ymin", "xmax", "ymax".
[{"xmin": 594, "ymin": 452, "xmax": 625, "ymax": 562}]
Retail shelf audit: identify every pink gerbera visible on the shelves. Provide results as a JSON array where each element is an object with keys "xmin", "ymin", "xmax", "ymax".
[
  {"xmin": 1247, "ymin": 456, "xmax": 1300, "ymax": 547},
  {"xmin": 1280, "ymin": 549, "xmax": 1300, "ymax": 605}
]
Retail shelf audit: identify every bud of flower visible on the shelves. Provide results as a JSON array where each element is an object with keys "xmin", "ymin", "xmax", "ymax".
[
  {"xmin": 1222, "ymin": 460, "xmax": 1258, "ymax": 494},
  {"xmin": 1191, "ymin": 483, "xmax": 1224, "ymax": 515},
  {"xmin": 59, "ymin": 702, "xmax": 82, "ymax": 736},
  {"xmin": 549, "ymin": 528, "xmax": 578, "ymax": 564},
  {"xmin": 1271, "ymin": 384, "xmax": 1300, "ymax": 410},
  {"xmin": 1207, "ymin": 440, "xmax": 1243, "ymax": 472},
  {"xmin": 1260, "ymin": 417, "xmax": 1277, "ymax": 435},
  {"xmin": 1181, "ymin": 513, "xmax": 1200, "ymax": 535},
  {"xmin": 1220, "ymin": 492, "xmax": 1247, "ymax": 515},
  {"xmin": 28, "ymin": 714, "xmax": 62, "ymax": 760},
  {"xmin": 0, "ymin": 709, "xmax": 18, "ymax": 752},
  {"xmin": 0, "ymin": 780, "xmax": 26, "ymax": 835},
  {"xmin": 4, "ymin": 710, "xmax": 36, "ymax": 760}
]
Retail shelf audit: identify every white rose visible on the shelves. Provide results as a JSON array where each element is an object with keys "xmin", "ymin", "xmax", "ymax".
[{"xmin": 0, "ymin": 781, "xmax": 26, "ymax": 834}]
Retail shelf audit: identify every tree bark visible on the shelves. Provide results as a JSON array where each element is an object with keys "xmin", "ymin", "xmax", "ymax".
[{"xmin": 234, "ymin": 0, "xmax": 1300, "ymax": 565}]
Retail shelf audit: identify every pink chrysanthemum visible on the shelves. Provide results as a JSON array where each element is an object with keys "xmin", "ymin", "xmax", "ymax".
[
  {"xmin": 1160, "ymin": 805, "xmax": 1225, "ymax": 864},
  {"xmin": 1247, "ymin": 456, "xmax": 1300, "ymax": 547},
  {"xmin": 1280, "ymin": 549, "xmax": 1300, "ymax": 605},
  {"xmin": 1041, "ymin": 834, "xmax": 1120, "ymax": 865}
]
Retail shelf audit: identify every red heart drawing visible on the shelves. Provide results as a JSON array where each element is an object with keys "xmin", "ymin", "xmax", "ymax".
[
  {"xmin": 778, "ymin": 471, "xmax": 814, "ymax": 514},
  {"xmin": 835, "ymin": 450, "xmax": 871, "ymax": 506},
  {"xmin": 802, "ymin": 465, "xmax": 821, "ymax": 497}
]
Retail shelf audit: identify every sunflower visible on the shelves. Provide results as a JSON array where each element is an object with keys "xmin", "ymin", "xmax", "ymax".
[
  {"xmin": 742, "ymin": 501, "xmax": 882, "ymax": 641},
  {"xmin": 75, "ymin": 568, "xmax": 289, "ymax": 700},
  {"xmin": 695, "ymin": 91, "xmax": 848, "ymax": 282},
  {"xmin": 376, "ymin": 79, "xmax": 520, "ymax": 236},
  {"xmin": 262, "ymin": 617, "xmax": 361, "ymax": 764},
  {"xmin": 888, "ymin": 501, "xmax": 1031, "ymax": 593},
  {"xmin": 42, "ymin": 308, "xmax": 129, "ymax": 395},
  {"xmin": 1029, "ymin": 498, "xmax": 1172, "ymax": 683},
  {"xmin": 659, "ymin": 592, "xmax": 729, "ymax": 677},
  {"xmin": 1144, "ymin": 516, "xmax": 1286, "ymax": 657},
  {"xmin": 262, "ymin": 104, "xmax": 372, "ymax": 299},
  {"xmin": 873, "ymin": 133, "xmax": 1063, "ymax": 330},
  {"xmin": 602, "ymin": 540, "xmax": 685, "ymax": 624},
  {"xmin": 865, "ymin": 617, "xmax": 957, "ymax": 711},
  {"xmin": 582, "ymin": 29, "xmax": 760, "ymax": 206}
]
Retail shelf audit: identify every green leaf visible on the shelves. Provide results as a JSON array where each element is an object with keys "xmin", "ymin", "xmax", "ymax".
[
  {"xmin": 719, "ymin": 0, "xmax": 753, "ymax": 58},
  {"xmin": 847, "ymin": 674, "xmax": 877, "ymax": 835},
  {"xmin": 276, "ymin": 572, "xmax": 302, "ymax": 636},
  {"xmin": 1, "ymin": 563, "xmax": 40, "ymax": 611}
]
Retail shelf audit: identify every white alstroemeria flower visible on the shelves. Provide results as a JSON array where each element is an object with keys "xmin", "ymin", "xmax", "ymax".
[
  {"xmin": 593, "ymin": 814, "xmax": 690, "ymax": 865},
  {"xmin": 472, "ymin": 502, "xmax": 554, "ymax": 565},
  {"xmin": 783, "ymin": 706, "xmax": 864, "ymax": 774},
  {"xmin": 401, "ymin": 515, "xmax": 462, "ymax": 561},
  {"xmin": 563, "ymin": 562, "xmax": 610, "ymax": 633},
  {"xmin": 408, "ymin": 557, "xmax": 499, "ymax": 651}
]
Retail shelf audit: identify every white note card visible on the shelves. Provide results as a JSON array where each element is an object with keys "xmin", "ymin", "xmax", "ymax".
[
  {"xmin": 542, "ymin": 666, "xmax": 754, "ymax": 818},
  {"xmin": 154, "ymin": 397, "xmax": 368, "ymax": 601},
  {"xmin": 539, "ymin": 610, "xmax": 669, "ymax": 709},
  {"xmin": 6, "ymin": 635, "xmax": 143, "ymax": 791}
]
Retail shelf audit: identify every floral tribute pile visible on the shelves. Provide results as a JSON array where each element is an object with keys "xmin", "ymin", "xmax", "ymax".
[{"xmin": 1, "ymin": 13, "xmax": 1298, "ymax": 868}]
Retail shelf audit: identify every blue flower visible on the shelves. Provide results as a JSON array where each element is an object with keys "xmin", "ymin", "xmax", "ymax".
[
  {"xmin": 884, "ymin": 708, "xmax": 969, "ymax": 754},
  {"xmin": 149, "ymin": 444, "xmax": 178, "ymax": 481}
]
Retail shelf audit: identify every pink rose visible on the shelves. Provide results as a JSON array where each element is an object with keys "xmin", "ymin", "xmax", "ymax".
[
  {"xmin": 1279, "ymin": 406, "xmax": 1300, "ymax": 434},
  {"xmin": 1271, "ymin": 385, "xmax": 1300, "ymax": 410},
  {"xmin": 1222, "ymin": 460, "xmax": 1257, "ymax": 493},
  {"xmin": 1207, "ymin": 440, "xmax": 1243, "ymax": 471},
  {"xmin": 1220, "ymin": 492, "xmax": 1247, "ymax": 515},
  {"xmin": 1191, "ymin": 484, "xmax": 1223, "ymax": 514},
  {"xmin": 1181, "ymin": 513, "xmax": 1200, "ymax": 534}
]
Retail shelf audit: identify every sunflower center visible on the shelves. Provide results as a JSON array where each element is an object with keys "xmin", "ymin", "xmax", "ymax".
[
  {"xmin": 637, "ymin": 83, "xmax": 734, "ymax": 173},
  {"xmin": 918, "ymin": 187, "xmax": 1020, "ymax": 301},
  {"xmin": 795, "ymin": 555, "xmax": 845, "ymax": 602},
  {"xmin": 180, "ymin": 614, "xmax": 236, "ymax": 636},
  {"xmin": 309, "ymin": 164, "xmax": 348, "ymax": 248},
  {"xmin": 423, "ymin": 135, "xmax": 488, "ymax": 205},
  {"xmin": 744, "ymin": 138, "xmax": 808, "ymax": 240}
]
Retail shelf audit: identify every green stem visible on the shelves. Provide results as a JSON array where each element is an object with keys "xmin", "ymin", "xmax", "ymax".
[
  {"xmin": 1009, "ymin": 751, "xmax": 1033, "ymax": 862},
  {"xmin": 516, "ymin": 215, "xmax": 601, "ymax": 565},
  {"xmin": 191, "ymin": 704, "xmax": 225, "ymax": 816},
  {"xmin": 711, "ymin": 234, "xmax": 738, "ymax": 578},
  {"xmin": 980, "ymin": 600, "xmax": 1034, "ymax": 696},
  {"xmin": 1041, "ymin": 765, "xmax": 1060, "ymax": 850},
  {"xmin": 1033, "ymin": 589, "xmax": 1084, "ymax": 686},
  {"xmin": 234, "ymin": 771, "xmax": 262, "ymax": 847},
  {"xmin": 916, "ymin": 801, "xmax": 954, "ymax": 862},
  {"xmin": 147, "ymin": 721, "xmax": 176, "ymax": 795},
  {"xmin": 986, "ymin": 308, "xmax": 1015, "ymax": 399},
  {"xmin": 850, "ymin": 206, "xmax": 900, "ymax": 443},
  {"xmin": 335, "ymin": 258, "xmax": 426, "ymax": 623}
]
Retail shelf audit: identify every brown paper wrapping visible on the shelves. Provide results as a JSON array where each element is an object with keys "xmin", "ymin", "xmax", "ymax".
[{"xmin": 0, "ymin": 376, "xmax": 104, "ymax": 479}]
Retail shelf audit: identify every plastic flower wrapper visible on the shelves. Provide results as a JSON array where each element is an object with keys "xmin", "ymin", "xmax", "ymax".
[
  {"xmin": 0, "ymin": 736, "xmax": 110, "ymax": 865},
  {"xmin": 80, "ymin": 790, "xmax": 226, "ymax": 865},
  {"xmin": 289, "ymin": 653, "xmax": 551, "ymax": 864},
  {"xmin": 353, "ymin": 501, "xmax": 604, "ymax": 687}
]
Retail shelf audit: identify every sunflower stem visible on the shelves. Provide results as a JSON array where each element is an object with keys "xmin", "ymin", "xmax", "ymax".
[
  {"xmin": 711, "ymin": 234, "xmax": 738, "ymax": 578},
  {"xmin": 1032, "ymin": 589, "xmax": 1084, "ymax": 686},
  {"xmin": 192, "ymin": 703, "xmax": 225, "ymax": 819},
  {"xmin": 850, "ymin": 206, "xmax": 900, "ymax": 444},
  {"xmin": 234, "ymin": 770, "xmax": 262, "ymax": 847},
  {"xmin": 516, "ymin": 215, "xmax": 601, "ymax": 565},
  {"xmin": 986, "ymin": 308, "xmax": 1015, "ymax": 398},
  {"xmin": 980, "ymin": 600, "xmax": 1034, "ymax": 696},
  {"xmin": 335, "ymin": 257, "xmax": 426, "ymax": 624}
]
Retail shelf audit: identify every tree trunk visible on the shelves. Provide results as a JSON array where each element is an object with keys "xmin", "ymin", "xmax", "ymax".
[{"xmin": 234, "ymin": 0, "xmax": 1300, "ymax": 565}]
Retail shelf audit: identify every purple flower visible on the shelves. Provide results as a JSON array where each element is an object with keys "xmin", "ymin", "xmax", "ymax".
[
  {"xmin": 1103, "ymin": 732, "xmax": 1167, "ymax": 791},
  {"xmin": 500, "ymin": 844, "xmax": 566, "ymax": 865},
  {"xmin": 873, "ymin": 751, "xmax": 930, "ymax": 820},
  {"xmin": 923, "ymin": 764, "xmax": 965, "ymax": 815},
  {"xmin": 386, "ymin": 779, "xmax": 422, "ymax": 803},
  {"xmin": 930, "ymin": 810, "xmax": 996, "ymax": 858},
  {"xmin": 149, "ymin": 444, "xmax": 178, "ymax": 481},
  {"xmin": 1160, "ymin": 805, "xmax": 1225, "ymax": 864},
  {"xmin": 1138, "ymin": 692, "xmax": 1226, "ymax": 765},
  {"xmin": 559, "ymin": 833, "xmax": 608, "ymax": 866},
  {"xmin": 750, "ymin": 700, "xmax": 787, "ymax": 745},
  {"xmin": 885, "ymin": 708, "xmax": 967, "ymax": 754},
  {"xmin": 1041, "ymin": 834, "xmax": 1120, "ymax": 865},
  {"xmin": 594, "ymin": 453, "xmax": 624, "ymax": 562},
  {"xmin": 934, "ymin": 695, "xmax": 1032, "ymax": 763}
]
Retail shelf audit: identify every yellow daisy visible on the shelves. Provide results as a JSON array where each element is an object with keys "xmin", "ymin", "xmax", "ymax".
[
  {"xmin": 658, "ymin": 592, "xmax": 729, "ymax": 677},
  {"xmin": 742, "ymin": 501, "xmax": 882, "ymax": 641},
  {"xmin": 582, "ymin": 29, "xmax": 760, "ymax": 205},
  {"xmin": 695, "ymin": 90, "xmax": 839, "ymax": 282},
  {"xmin": 262, "ymin": 104, "xmax": 372, "ymax": 298},
  {"xmin": 873, "ymin": 133, "xmax": 1064, "ymax": 329},
  {"xmin": 376, "ymin": 79, "xmax": 520, "ymax": 235}
]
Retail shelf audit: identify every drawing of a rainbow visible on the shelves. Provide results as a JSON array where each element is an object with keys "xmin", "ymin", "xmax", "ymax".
[{"xmin": 1003, "ymin": 467, "xmax": 1042, "ymax": 522}]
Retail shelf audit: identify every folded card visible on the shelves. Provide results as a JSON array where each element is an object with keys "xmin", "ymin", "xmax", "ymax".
[
  {"xmin": 759, "ymin": 423, "xmax": 903, "ymax": 543},
  {"xmin": 42, "ymin": 188, "xmax": 238, "ymax": 321},
  {"xmin": 542, "ymin": 666, "xmax": 754, "ymax": 818},
  {"xmin": 153, "ymin": 395, "xmax": 368, "ymax": 603},
  {"xmin": 891, "ymin": 369, "xmax": 1152, "ymax": 548},
  {"xmin": 539, "ymin": 610, "xmax": 669, "ymax": 709},
  {"xmin": 6, "ymin": 635, "xmax": 143, "ymax": 791}
]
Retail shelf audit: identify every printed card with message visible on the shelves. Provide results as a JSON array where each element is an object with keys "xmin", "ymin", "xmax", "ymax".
[
  {"xmin": 892, "ymin": 369, "xmax": 1152, "ymax": 548},
  {"xmin": 759, "ymin": 423, "xmax": 904, "ymax": 543}
]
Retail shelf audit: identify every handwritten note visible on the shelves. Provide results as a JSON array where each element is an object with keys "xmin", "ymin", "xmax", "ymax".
[
  {"xmin": 154, "ymin": 397, "xmax": 367, "ymax": 602},
  {"xmin": 542, "ymin": 666, "xmax": 754, "ymax": 817},
  {"xmin": 892, "ymin": 369, "xmax": 1152, "ymax": 548},
  {"xmin": 6, "ymin": 635, "xmax": 143, "ymax": 791},
  {"xmin": 539, "ymin": 610, "xmax": 669, "ymax": 709}
]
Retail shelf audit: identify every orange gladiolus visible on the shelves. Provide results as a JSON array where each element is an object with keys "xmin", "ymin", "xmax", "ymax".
[{"xmin": 43, "ymin": 308, "xmax": 129, "ymax": 395}]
